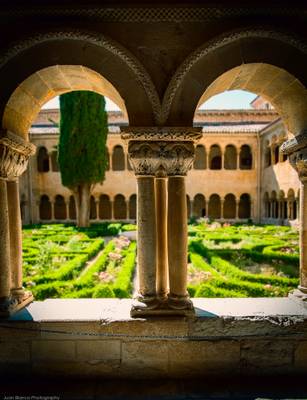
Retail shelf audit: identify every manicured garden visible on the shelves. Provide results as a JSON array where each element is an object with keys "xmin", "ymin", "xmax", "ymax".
[{"xmin": 22, "ymin": 222, "xmax": 299, "ymax": 300}]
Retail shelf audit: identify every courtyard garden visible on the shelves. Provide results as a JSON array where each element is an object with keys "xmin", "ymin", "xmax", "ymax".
[{"xmin": 22, "ymin": 222, "xmax": 299, "ymax": 300}]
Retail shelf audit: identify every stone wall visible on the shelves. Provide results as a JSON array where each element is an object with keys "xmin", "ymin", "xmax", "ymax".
[{"xmin": 1, "ymin": 298, "xmax": 307, "ymax": 378}]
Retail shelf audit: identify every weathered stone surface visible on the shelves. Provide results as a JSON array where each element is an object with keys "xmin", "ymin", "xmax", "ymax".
[
  {"xmin": 76, "ymin": 340, "xmax": 121, "ymax": 361},
  {"xmin": 0, "ymin": 341, "xmax": 31, "ymax": 363},
  {"xmin": 294, "ymin": 341, "xmax": 307, "ymax": 370},
  {"xmin": 32, "ymin": 340, "xmax": 76, "ymax": 361}
]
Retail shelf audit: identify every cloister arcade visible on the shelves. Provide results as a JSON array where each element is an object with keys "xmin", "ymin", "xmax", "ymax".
[{"xmin": 0, "ymin": 3, "xmax": 306, "ymax": 382}]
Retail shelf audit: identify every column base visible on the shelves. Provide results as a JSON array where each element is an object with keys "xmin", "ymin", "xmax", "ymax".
[
  {"xmin": 130, "ymin": 296, "xmax": 195, "ymax": 318},
  {"xmin": 0, "ymin": 291, "xmax": 33, "ymax": 318},
  {"xmin": 288, "ymin": 287, "xmax": 307, "ymax": 307}
]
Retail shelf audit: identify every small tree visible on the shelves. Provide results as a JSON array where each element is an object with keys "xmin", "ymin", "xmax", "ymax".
[{"xmin": 59, "ymin": 91, "xmax": 108, "ymax": 227}]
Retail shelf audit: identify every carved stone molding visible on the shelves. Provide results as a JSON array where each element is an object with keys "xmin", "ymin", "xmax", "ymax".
[
  {"xmin": 121, "ymin": 127, "xmax": 202, "ymax": 142},
  {"xmin": 280, "ymin": 131, "xmax": 307, "ymax": 155},
  {"xmin": 289, "ymin": 148, "xmax": 307, "ymax": 183},
  {"xmin": 128, "ymin": 141, "xmax": 195, "ymax": 176},
  {"xmin": 0, "ymin": 30, "xmax": 162, "ymax": 125},
  {"xmin": 0, "ymin": 131, "xmax": 36, "ymax": 179}
]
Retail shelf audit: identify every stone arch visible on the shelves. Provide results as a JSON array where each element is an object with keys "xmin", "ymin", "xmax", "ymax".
[
  {"xmin": 265, "ymin": 145, "xmax": 272, "ymax": 167},
  {"xmin": 208, "ymin": 194, "xmax": 221, "ymax": 219},
  {"xmin": 165, "ymin": 29, "xmax": 307, "ymax": 134},
  {"xmin": 0, "ymin": 30, "xmax": 161, "ymax": 137},
  {"xmin": 224, "ymin": 145, "xmax": 237, "ymax": 170},
  {"xmin": 69, "ymin": 195, "xmax": 76, "ymax": 220},
  {"xmin": 129, "ymin": 194, "xmax": 137, "ymax": 220},
  {"xmin": 239, "ymin": 193, "xmax": 251, "ymax": 219},
  {"xmin": 99, "ymin": 195, "xmax": 112, "ymax": 220},
  {"xmin": 223, "ymin": 194, "xmax": 236, "ymax": 219},
  {"xmin": 37, "ymin": 147, "xmax": 50, "ymax": 173},
  {"xmin": 264, "ymin": 192, "xmax": 270, "ymax": 218},
  {"xmin": 114, "ymin": 194, "xmax": 127, "ymax": 220},
  {"xmin": 274, "ymin": 145, "xmax": 280, "ymax": 164},
  {"xmin": 193, "ymin": 194, "xmax": 206, "ymax": 218},
  {"xmin": 112, "ymin": 145, "xmax": 125, "ymax": 171},
  {"xmin": 39, "ymin": 195, "xmax": 52, "ymax": 220},
  {"xmin": 54, "ymin": 195, "xmax": 66, "ymax": 220},
  {"xmin": 193, "ymin": 145, "xmax": 206, "ymax": 169},
  {"xmin": 239, "ymin": 145, "xmax": 252, "ymax": 170},
  {"xmin": 90, "ymin": 196, "xmax": 97, "ymax": 220},
  {"xmin": 209, "ymin": 145, "xmax": 222, "ymax": 170}
]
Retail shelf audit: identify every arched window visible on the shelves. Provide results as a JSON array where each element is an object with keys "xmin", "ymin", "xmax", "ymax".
[
  {"xmin": 127, "ymin": 155, "xmax": 133, "ymax": 171},
  {"xmin": 90, "ymin": 196, "xmax": 97, "ymax": 220},
  {"xmin": 54, "ymin": 195, "xmax": 66, "ymax": 220},
  {"xmin": 114, "ymin": 194, "xmax": 127, "ymax": 220},
  {"xmin": 51, "ymin": 150, "xmax": 59, "ymax": 172},
  {"xmin": 99, "ymin": 195, "xmax": 112, "ymax": 220},
  {"xmin": 223, "ymin": 194, "xmax": 236, "ymax": 219},
  {"xmin": 265, "ymin": 147, "xmax": 271, "ymax": 167},
  {"xmin": 69, "ymin": 196, "xmax": 76, "ymax": 220},
  {"xmin": 39, "ymin": 195, "xmax": 52, "ymax": 220},
  {"xmin": 224, "ymin": 145, "xmax": 237, "ymax": 170},
  {"xmin": 240, "ymin": 145, "xmax": 252, "ymax": 169},
  {"xmin": 209, "ymin": 145, "xmax": 222, "ymax": 170},
  {"xmin": 193, "ymin": 194, "xmax": 206, "ymax": 218},
  {"xmin": 112, "ymin": 145, "xmax": 125, "ymax": 171},
  {"xmin": 208, "ymin": 194, "xmax": 221, "ymax": 219},
  {"xmin": 274, "ymin": 145, "xmax": 280, "ymax": 164},
  {"xmin": 271, "ymin": 191, "xmax": 277, "ymax": 219},
  {"xmin": 129, "ymin": 194, "xmax": 136, "ymax": 219},
  {"xmin": 264, "ymin": 192, "xmax": 269, "ymax": 218},
  {"xmin": 239, "ymin": 194, "xmax": 251, "ymax": 219},
  {"xmin": 105, "ymin": 149, "xmax": 110, "ymax": 171},
  {"xmin": 193, "ymin": 145, "xmax": 206, "ymax": 169},
  {"xmin": 37, "ymin": 147, "xmax": 50, "ymax": 172}
]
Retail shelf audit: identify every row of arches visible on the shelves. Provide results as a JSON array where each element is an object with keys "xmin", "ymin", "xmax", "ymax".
[
  {"xmin": 264, "ymin": 190, "xmax": 299, "ymax": 220},
  {"xmin": 39, "ymin": 194, "xmax": 136, "ymax": 221},
  {"xmin": 187, "ymin": 193, "xmax": 251, "ymax": 219},
  {"xmin": 37, "ymin": 145, "xmax": 133, "ymax": 173},
  {"xmin": 38, "ymin": 143, "xmax": 253, "ymax": 173},
  {"xmin": 194, "ymin": 144, "xmax": 252, "ymax": 170},
  {"xmin": 264, "ymin": 143, "xmax": 288, "ymax": 168}
]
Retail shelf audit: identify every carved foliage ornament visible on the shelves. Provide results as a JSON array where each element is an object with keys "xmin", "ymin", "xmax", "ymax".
[
  {"xmin": 121, "ymin": 126, "xmax": 202, "ymax": 142},
  {"xmin": 0, "ymin": 131, "xmax": 36, "ymax": 179},
  {"xmin": 289, "ymin": 149, "xmax": 307, "ymax": 183},
  {"xmin": 128, "ymin": 141, "xmax": 195, "ymax": 176}
]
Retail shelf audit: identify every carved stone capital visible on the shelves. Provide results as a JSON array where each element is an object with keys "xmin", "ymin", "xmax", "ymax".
[
  {"xmin": 0, "ymin": 131, "xmax": 36, "ymax": 179},
  {"xmin": 280, "ymin": 131, "xmax": 307, "ymax": 155},
  {"xmin": 121, "ymin": 126, "xmax": 202, "ymax": 142},
  {"xmin": 289, "ymin": 148, "xmax": 307, "ymax": 183},
  {"xmin": 128, "ymin": 141, "xmax": 195, "ymax": 176}
]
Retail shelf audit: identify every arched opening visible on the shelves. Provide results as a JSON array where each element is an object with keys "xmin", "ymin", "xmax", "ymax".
[
  {"xmin": 69, "ymin": 196, "xmax": 76, "ymax": 220},
  {"xmin": 270, "ymin": 191, "xmax": 277, "ymax": 219},
  {"xmin": 112, "ymin": 145, "xmax": 125, "ymax": 171},
  {"xmin": 114, "ymin": 194, "xmax": 127, "ymax": 220},
  {"xmin": 223, "ymin": 194, "xmax": 236, "ymax": 219},
  {"xmin": 274, "ymin": 145, "xmax": 280, "ymax": 165},
  {"xmin": 239, "ymin": 193, "xmax": 251, "ymax": 219},
  {"xmin": 193, "ymin": 194, "xmax": 206, "ymax": 218},
  {"xmin": 54, "ymin": 195, "xmax": 66, "ymax": 220},
  {"xmin": 208, "ymin": 194, "xmax": 221, "ymax": 219},
  {"xmin": 39, "ymin": 195, "xmax": 52, "ymax": 220},
  {"xmin": 209, "ymin": 145, "xmax": 222, "ymax": 170},
  {"xmin": 37, "ymin": 147, "xmax": 50, "ymax": 173},
  {"xmin": 239, "ymin": 145, "xmax": 252, "ymax": 170},
  {"xmin": 129, "ymin": 194, "xmax": 136, "ymax": 219},
  {"xmin": 193, "ymin": 145, "xmax": 206, "ymax": 169},
  {"xmin": 264, "ymin": 192, "xmax": 270, "ymax": 218},
  {"xmin": 99, "ymin": 195, "xmax": 112, "ymax": 220},
  {"xmin": 20, "ymin": 194, "xmax": 27, "ymax": 222},
  {"xmin": 265, "ymin": 146, "xmax": 272, "ymax": 167},
  {"xmin": 51, "ymin": 150, "xmax": 59, "ymax": 172},
  {"xmin": 224, "ymin": 145, "xmax": 237, "ymax": 170},
  {"xmin": 90, "ymin": 196, "xmax": 97, "ymax": 220}
]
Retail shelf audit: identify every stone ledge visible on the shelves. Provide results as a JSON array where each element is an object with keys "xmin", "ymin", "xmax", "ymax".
[{"xmin": 0, "ymin": 298, "xmax": 306, "ymax": 378}]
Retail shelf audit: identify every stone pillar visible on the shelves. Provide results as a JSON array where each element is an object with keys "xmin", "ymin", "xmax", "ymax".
[
  {"xmin": 110, "ymin": 200, "xmax": 114, "ymax": 220},
  {"xmin": 221, "ymin": 199, "xmax": 224, "ymax": 219},
  {"xmin": 65, "ymin": 200, "xmax": 70, "ymax": 221},
  {"xmin": 281, "ymin": 134, "xmax": 307, "ymax": 298},
  {"xmin": 95, "ymin": 199, "xmax": 100, "ymax": 220},
  {"xmin": 236, "ymin": 199, "xmax": 240, "ymax": 220},
  {"xmin": 51, "ymin": 200, "xmax": 55, "ymax": 221},
  {"xmin": 0, "ymin": 131, "xmax": 36, "ymax": 315},
  {"xmin": 237, "ymin": 152, "xmax": 240, "ymax": 170},
  {"xmin": 155, "ymin": 176, "xmax": 168, "ymax": 299}
]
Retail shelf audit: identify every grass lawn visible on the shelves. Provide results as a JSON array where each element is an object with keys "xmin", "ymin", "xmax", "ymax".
[{"xmin": 22, "ymin": 221, "xmax": 299, "ymax": 300}]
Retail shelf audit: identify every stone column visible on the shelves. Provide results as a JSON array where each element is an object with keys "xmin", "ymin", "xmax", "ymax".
[
  {"xmin": 110, "ymin": 200, "xmax": 114, "ymax": 220},
  {"xmin": 51, "ymin": 200, "xmax": 55, "ymax": 221},
  {"xmin": 155, "ymin": 175, "xmax": 168, "ymax": 299},
  {"xmin": 95, "ymin": 199, "xmax": 100, "ymax": 220},
  {"xmin": 221, "ymin": 199, "xmax": 224, "ymax": 219},
  {"xmin": 281, "ymin": 134, "xmax": 307, "ymax": 298},
  {"xmin": 0, "ymin": 131, "xmax": 36, "ymax": 315},
  {"xmin": 236, "ymin": 199, "xmax": 240, "ymax": 220},
  {"xmin": 65, "ymin": 200, "xmax": 70, "ymax": 221}
]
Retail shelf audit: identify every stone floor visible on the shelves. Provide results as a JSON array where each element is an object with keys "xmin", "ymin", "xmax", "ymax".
[{"xmin": 1, "ymin": 376, "xmax": 307, "ymax": 399}]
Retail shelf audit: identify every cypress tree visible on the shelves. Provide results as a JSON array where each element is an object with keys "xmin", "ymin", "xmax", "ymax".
[{"xmin": 59, "ymin": 91, "xmax": 108, "ymax": 227}]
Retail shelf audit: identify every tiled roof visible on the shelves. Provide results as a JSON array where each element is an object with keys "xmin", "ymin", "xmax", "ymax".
[{"xmin": 202, "ymin": 124, "xmax": 267, "ymax": 133}]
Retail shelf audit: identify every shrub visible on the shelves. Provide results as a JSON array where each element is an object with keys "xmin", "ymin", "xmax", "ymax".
[{"xmin": 93, "ymin": 284, "xmax": 115, "ymax": 298}]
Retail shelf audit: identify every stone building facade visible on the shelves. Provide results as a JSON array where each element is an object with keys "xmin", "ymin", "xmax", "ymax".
[{"xmin": 19, "ymin": 98, "xmax": 300, "ymax": 226}]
